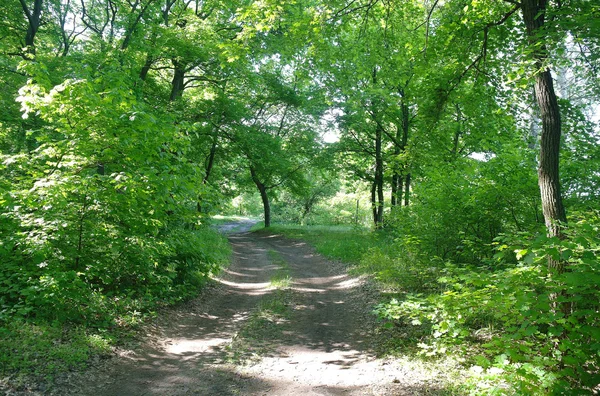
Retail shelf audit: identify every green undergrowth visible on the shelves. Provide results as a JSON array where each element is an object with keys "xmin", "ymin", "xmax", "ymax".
[
  {"xmin": 0, "ymin": 320, "xmax": 114, "ymax": 386},
  {"xmin": 268, "ymin": 222, "xmax": 600, "ymax": 395},
  {"xmin": 0, "ymin": 226, "xmax": 231, "ymax": 388}
]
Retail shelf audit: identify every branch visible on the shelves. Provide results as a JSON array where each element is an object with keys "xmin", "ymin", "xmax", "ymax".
[
  {"xmin": 183, "ymin": 75, "xmax": 224, "ymax": 87},
  {"xmin": 482, "ymin": 5, "xmax": 519, "ymax": 64},
  {"xmin": 367, "ymin": 108, "xmax": 398, "ymax": 145},
  {"xmin": 329, "ymin": 0, "xmax": 379, "ymax": 21},
  {"xmin": 329, "ymin": 0, "xmax": 358, "ymax": 20},
  {"xmin": 121, "ymin": 0, "xmax": 157, "ymax": 50},
  {"xmin": 19, "ymin": 0, "xmax": 33, "ymax": 25},
  {"xmin": 450, "ymin": 4, "xmax": 520, "ymax": 89},
  {"xmin": 265, "ymin": 164, "xmax": 304, "ymax": 190},
  {"xmin": 423, "ymin": 0, "xmax": 440, "ymax": 57}
]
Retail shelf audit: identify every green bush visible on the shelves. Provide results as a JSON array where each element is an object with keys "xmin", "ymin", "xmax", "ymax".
[
  {"xmin": 0, "ymin": 320, "xmax": 113, "ymax": 381},
  {"xmin": 374, "ymin": 216, "xmax": 600, "ymax": 394}
]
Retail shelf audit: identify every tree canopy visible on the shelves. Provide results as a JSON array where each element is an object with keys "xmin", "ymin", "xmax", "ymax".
[{"xmin": 1, "ymin": 0, "xmax": 599, "ymax": 392}]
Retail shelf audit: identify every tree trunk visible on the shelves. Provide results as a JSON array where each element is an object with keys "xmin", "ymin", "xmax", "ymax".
[
  {"xmin": 521, "ymin": 0, "xmax": 567, "ymax": 273},
  {"xmin": 250, "ymin": 167, "xmax": 271, "ymax": 228},
  {"xmin": 203, "ymin": 132, "xmax": 218, "ymax": 184},
  {"xmin": 20, "ymin": 0, "xmax": 43, "ymax": 56},
  {"xmin": 371, "ymin": 67, "xmax": 384, "ymax": 227},
  {"xmin": 404, "ymin": 173, "xmax": 411, "ymax": 206},
  {"xmin": 375, "ymin": 122, "xmax": 384, "ymax": 226},
  {"xmin": 451, "ymin": 104, "xmax": 462, "ymax": 159},
  {"xmin": 140, "ymin": 56, "xmax": 153, "ymax": 81},
  {"xmin": 391, "ymin": 173, "xmax": 399, "ymax": 206},
  {"xmin": 197, "ymin": 114, "xmax": 223, "ymax": 213},
  {"xmin": 392, "ymin": 95, "xmax": 409, "ymax": 207},
  {"xmin": 169, "ymin": 59, "xmax": 186, "ymax": 101},
  {"xmin": 371, "ymin": 180, "xmax": 377, "ymax": 226}
]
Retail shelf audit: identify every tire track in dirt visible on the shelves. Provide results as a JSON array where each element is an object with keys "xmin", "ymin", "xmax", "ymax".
[
  {"xmin": 54, "ymin": 226, "xmax": 449, "ymax": 395},
  {"xmin": 238, "ymin": 233, "xmax": 447, "ymax": 396}
]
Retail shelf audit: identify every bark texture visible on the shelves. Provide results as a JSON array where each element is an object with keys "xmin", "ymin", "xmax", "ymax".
[
  {"xmin": 521, "ymin": 0, "xmax": 567, "ymax": 273},
  {"xmin": 374, "ymin": 121, "xmax": 384, "ymax": 226}
]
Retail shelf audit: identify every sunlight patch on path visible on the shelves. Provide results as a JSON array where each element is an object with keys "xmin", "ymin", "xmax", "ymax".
[
  {"xmin": 165, "ymin": 337, "xmax": 231, "ymax": 356},
  {"xmin": 240, "ymin": 348, "xmax": 405, "ymax": 389}
]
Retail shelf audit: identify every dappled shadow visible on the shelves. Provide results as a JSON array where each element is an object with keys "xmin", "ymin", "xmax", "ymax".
[
  {"xmin": 64, "ymin": 229, "xmax": 452, "ymax": 395},
  {"xmin": 253, "ymin": 232, "xmax": 372, "ymax": 354},
  {"xmin": 65, "ymin": 361, "xmax": 452, "ymax": 396}
]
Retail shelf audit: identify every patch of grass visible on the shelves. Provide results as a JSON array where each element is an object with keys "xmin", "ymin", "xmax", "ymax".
[
  {"xmin": 249, "ymin": 221, "xmax": 265, "ymax": 232},
  {"xmin": 267, "ymin": 249, "xmax": 292, "ymax": 289},
  {"xmin": 267, "ymin": 224, "xmax": 376, "ymax": 263},
  {"xmin": 270, "ymin": 273, "xmax": 292, "ymax": 289},
  {"xmin": 0, "ymin": 320, "xmax": 114, "ymax": 384},
  {"xmin": 227, "ymin": 289, "xmax": 293, "ymax": 364}
]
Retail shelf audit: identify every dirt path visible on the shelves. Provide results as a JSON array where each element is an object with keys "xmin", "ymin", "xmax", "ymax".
[{"xmin": 56, "ymin": 226, "xmax": 448, "ymax": 395}]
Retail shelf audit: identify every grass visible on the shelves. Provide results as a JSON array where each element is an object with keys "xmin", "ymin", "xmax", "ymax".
[
  {"xmin": 0, "ymin": 320, "xmax": 114, "ymax": 386},
  {"xmin": 266, "ymin": 224, "xmax": 377, "ymax": 264},
  {"xmin": 249, "ymin": 221, "xmax": 265, "ymax": 232},
  {"xmin": 267, "ymin": 249, "xmax": 292, "ymax": 289},
  {"xmin": 227, "ymin": 289, "xmax": 293, "ymax": 364}
]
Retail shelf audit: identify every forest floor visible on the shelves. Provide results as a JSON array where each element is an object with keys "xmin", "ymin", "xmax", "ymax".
[{"xmin": 47, "ymin": 221, "xmax": 457, "ymax": 395}]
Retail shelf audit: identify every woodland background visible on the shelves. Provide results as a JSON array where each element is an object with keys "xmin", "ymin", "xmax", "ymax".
[{"xmin": 0, "ymin": 0, "xmax": 599, "ymax": 393}]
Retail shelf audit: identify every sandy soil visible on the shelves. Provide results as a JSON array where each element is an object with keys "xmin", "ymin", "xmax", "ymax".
[{"xmin": 48, "ymin": 223, "xmax": 450, "ymax": 395}]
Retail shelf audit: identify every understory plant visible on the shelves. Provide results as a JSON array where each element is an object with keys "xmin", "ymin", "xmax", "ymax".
[{"xmin": 374, "ymin": 215, "xmax": 600, "ymax": 394}]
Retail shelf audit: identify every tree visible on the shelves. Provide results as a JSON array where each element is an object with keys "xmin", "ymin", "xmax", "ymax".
[{"xmin": 520, "ymin": 0, "xmax": 567, "ymax": 271}]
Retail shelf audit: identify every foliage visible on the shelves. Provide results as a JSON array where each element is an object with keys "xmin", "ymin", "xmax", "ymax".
[
  {"xmin": 274, "ymin": 218, "xmax": 599, "ymax": 394},
  {"xmin": 0, "ymin": 0, "xmax": 599, "ymax": 392},
  {"xmin": 267, "ymin": 224, "xmax": 374, "ymax": 264},
  {"xmin": 374, "ymin": 216, "xmax": 600, "ymax": 394},
  {"xmin": 0, "ymin": 321, "xmax": 114, "ymax": 384}
]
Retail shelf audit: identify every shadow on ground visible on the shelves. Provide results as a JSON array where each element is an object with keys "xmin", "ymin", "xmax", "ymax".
[{"xmin": 49, "ymin": 226, "xmax": 456, "ymax": 395}]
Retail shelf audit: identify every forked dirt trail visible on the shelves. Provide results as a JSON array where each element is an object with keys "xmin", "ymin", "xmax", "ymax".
[{"xmin": 61, "ymin": 224, "xmax": 446, "ymax": 395}]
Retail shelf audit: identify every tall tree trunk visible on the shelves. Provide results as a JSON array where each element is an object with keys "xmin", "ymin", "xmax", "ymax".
[
  {"xmin": 203, "ymin": 134, "xmax": 218, "ymax": 185},
  {"xmin": 375, "ymin": 122, "xmax": 384, "ymax": 226},
  {"xmin": 451, "ymin": 104, "xmax": 462, "ymax": 159},
  {"xmin": 197, "ymin": 113, "xmax": 224, "ymax": 213},
  {"xmin": 371, "ymin": 67, "xmax": 385, "ymax": 227},
  {"xmin": 250, "ymin": 167, "xmax": 271, "ymax": 228},
  {"xmin": 521, "ymin": 0, "xmax": 567, "ymax": 273},
  {"xmin": 203, "ymin": 112, "xmax": 224, "ymax": 184},
  {"xmin": 392, "ymin": 94, "xmax": 410, "ymax": 208},
  {"xmin": 391, "ymin": 174, "xmax": 399, "ymax": 207}
]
